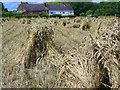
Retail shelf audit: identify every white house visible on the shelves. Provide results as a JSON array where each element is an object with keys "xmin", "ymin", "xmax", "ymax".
[{"xmin": 47, "ymin": 4, "xmax": 74, "ymax": 16}]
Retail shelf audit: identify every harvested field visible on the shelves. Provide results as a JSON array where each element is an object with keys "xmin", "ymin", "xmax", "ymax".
[{"xmin": 1, "ymin": 17, "xmax": 120, "ymax": 88}]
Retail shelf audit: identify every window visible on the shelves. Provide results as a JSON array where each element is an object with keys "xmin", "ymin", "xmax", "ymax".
[
  {"xmin": 50, "ymin": 12, "xmax": 53, "ymax": 14},
  {"xmin": 30, "ymin": 12, "xmax": 32, "ymax": 14},
  {"xmin": 63, "ymin": 12, "xmax": 65, "ymax": 14},
  {"xmin": 50, "ymin": 12, "xmax": 56, "ymax": 14}
]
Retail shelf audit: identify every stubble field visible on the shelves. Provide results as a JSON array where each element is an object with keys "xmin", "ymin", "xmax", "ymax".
[{"xmin": 1, "ymin": 16, "xmax": 120, "ymax": 88}]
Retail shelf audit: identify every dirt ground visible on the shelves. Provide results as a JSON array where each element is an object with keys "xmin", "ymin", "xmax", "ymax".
[{"xmin": 1, "ymin": 16, "xmax": 120, "ymax": 88}]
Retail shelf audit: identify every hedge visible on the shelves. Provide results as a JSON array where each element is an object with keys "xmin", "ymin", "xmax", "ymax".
[
  {"xmin": 2, "ymin": 12, "xmax": 77, "ymax": 18},
  {"xmin": 50, "ymin": 14, "xmax": 62, "ymax": 18}
]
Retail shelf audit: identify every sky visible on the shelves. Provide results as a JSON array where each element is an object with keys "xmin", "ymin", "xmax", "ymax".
[
  {"xmin": 1, "ymin": 0, "xmax": 53, "ymax": 2},
  {"xmin": 2, "ymin": 0, "xmax": 53, "ymax": 11},
  {"xmin": 3, "ymin": 2, "xmax": 39, "ymax": 11}
]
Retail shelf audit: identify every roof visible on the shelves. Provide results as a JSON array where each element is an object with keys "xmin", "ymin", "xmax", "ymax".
[
  {"xmin": 47, "ymin": 4, "xmax": 73, "ymax": 10},
  {"xmin": 22, "ymin": 4, "xmax": 47, "ymax": 11},
  {"xmin": 20, "ymin": 3, "xmax": 73, "ymax": 11}
]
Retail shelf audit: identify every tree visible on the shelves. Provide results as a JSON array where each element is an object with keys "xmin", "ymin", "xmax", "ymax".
[
  {"xmin": 21, "ymin": 2, "xmax": 28, "ymax": 4},
  {"xmin": 86, "ymin": 10, "xmax": 93, "ymax": 15},
  {"xmin": 0, "ymin": 2, "xmax": 5, "ymax": 11},
  {"xmin": 80, "ymin": 12, "xmax": 85, "ymax": 16},
  {"xmin": 82, "ymin": 2, "xmax": 94, "ymax": 12},
  {"xmin": 91, "ymin": 3, "xmax": 99, "ymax": 12},
  {"xmin": 94, "ymin": 8, "xmax": 105, "ymax": 16},
  {"xmin": 44, "ymin": 11, "xmax": 49, "ymax": 16},
  {"xmin": 105, "ymin": 0, "xmax": 119, "ymax": 2},
  {"xmin": 69, "ymin": 2, "xmax": 101, "ymax": 16},
  {"xmin": 118, "ymin": 1, "xmax": 120, "ymax": 16},
  {"xmin": 69, "ymin": 2, "xmax": 84, "ymax": 16},
  {"xmin": 41, "ymin": 11, "xmax": 49, "ymax": 17},
  {"xmin": 0, "ymin": 2, "xmax": 8, "ymax": 12},
  {"xmin": 4, "ymin": 8, "xmax": 8, "ymax": 12},
  {"xmin": 46, "ymin": 2, "xmax": 61, "ymax": 4}
]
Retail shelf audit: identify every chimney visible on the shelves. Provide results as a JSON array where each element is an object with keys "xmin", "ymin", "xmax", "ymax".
[
  {"xmin": 44, "ymin": 3, "xmax": 47, "ymax": 7},
  {"xmin": 63, "ymin": 3, "xmax": 67, "ymax": 7}
]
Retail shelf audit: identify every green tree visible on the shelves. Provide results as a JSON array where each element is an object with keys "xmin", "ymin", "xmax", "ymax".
[
  {"xmin": 0, "ymin": 2, "xmax": 8, "ymax": 12},
  {"xmin": 80, "ymin": 12, "xmax": 85, "ymax": 16},
  {"xmin": 69, "ymin": 2, "xmax": 94, "ymax": 16},
  {"xmin": 118, "ymin": 1, "xmax": 120, "ymax": 16},
  {"xmin": 101, "ymin": 0, "xmax": 119, "ymax": 1},
  {"xmin": 2, "ymin": 11, "xmax": 14, "ymax": 17},
  {"xmin": 4, "ymin": 8, "xmax": 8, "ymax": 12},
  {"xmin": 46, "ymin": 2, "xmax": 61, "ymax": 4},
  {"xmin": 0, "ymin": 2, "xmax": 5, "ymax": 11},
  {"xmin": 82, "ymin": 2, "xmax": 94, "ymax": 12},
  {"xmin": 69, "ymin": 2, "xmax": 84, "ymax": 16},
  {"xmin": 21, "ymin": 2, "xmax": 28, "ymax": 4},
  {"xmin": 94, "ymin": 8, "xmax": 105, "ymax": 16},
  {"xmin": 91, "ymin": 3, "xmax": 99, "ymax": 12},
  {"xmin": 86, "ymin": 10, "xmax": 93, "ymax": 15},
  {"xmin": 41, "ymin": 11, "xmax": 49, "ymax": 17}
]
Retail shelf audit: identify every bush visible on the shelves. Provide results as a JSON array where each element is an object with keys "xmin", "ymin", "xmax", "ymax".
[
  {"xmin": 86, "ymin": 10, "xmax": 93, "ymax": 16},
  {"xmin": 23, "ymin": 14, "xmax": 39, "ymax": 18},
  {"xmin": 40, "ymin": 14, "xmax": 49, "ymax": 17},
  {"xmin": 64, "ymin": 15, "xmax": 76, "ymax": 18},
  {"xmin": 2, "ymin": 11, "xmax": 14, "ymax": 17},
  {"xmin": 80, "ymin": 12, "xmax": 86, "ymax": 16},
  {"xmin": 40, "ymin": 11, "xmax": 49, "ymax": 17},
  {"xmin": 2, "ymin": 11, "xmax": 40, "ymax": 18},
  {"xmin": 14, "ymin": 14, "xmax": 23, "ymax": 18},
  {"xmin": 50, "ymin": 14, "xmax": 62, "ymax": 18}
]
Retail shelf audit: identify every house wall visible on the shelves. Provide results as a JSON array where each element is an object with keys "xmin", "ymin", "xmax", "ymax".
[
  {"xmin": 22, "ymin": 11, "xmax": 44, "ymax": 14},
  {"xmin": 29, "ymin": 11, "xmax": 45, "ymax": 14},
  {"xmin": 49, "ymin": 10, "xmax": 74, "ymax": 16},
  {"xmin": 17, "ymin": 4, "xmax": 26, "ymax": 13},
  {"xmin": 18, "ymin": 8, "xmax": 45, "ymax": 15},
  {"xmin": 18, "ymin": 4, "xmax": 24, "ymax": 11}
]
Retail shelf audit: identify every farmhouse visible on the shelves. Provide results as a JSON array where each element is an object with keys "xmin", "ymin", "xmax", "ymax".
[{"xmin": 17, "ymin": 2, "xmax": 74, "ymax": 16}]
